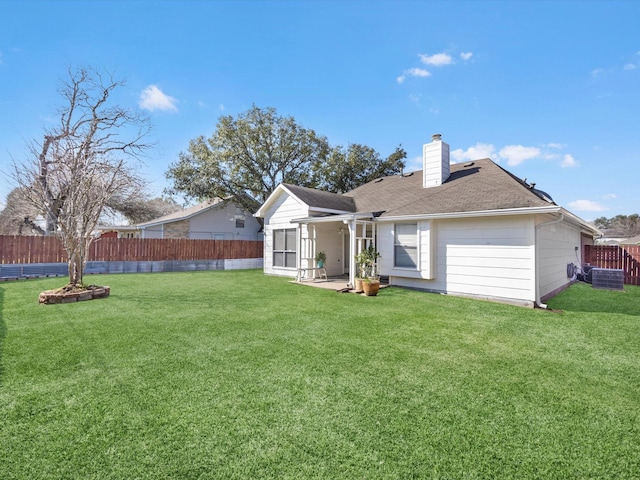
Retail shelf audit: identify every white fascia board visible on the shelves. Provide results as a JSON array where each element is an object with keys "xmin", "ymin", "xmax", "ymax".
[
  {"xmin": 377, "ymin": 205, "xmax": 562, "ymax": 223},
  {"xmin": 254, "ymin": 184, "xmax": 304, "ymax": 218},
  {"xmin": 254, "ymin": 185, "xmax": 286, "ymax": 218}
]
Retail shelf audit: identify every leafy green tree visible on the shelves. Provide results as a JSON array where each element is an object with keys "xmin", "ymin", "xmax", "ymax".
[
  {"xmin": 167, "ymin": 105, "xmax": 408, "ymax": 216},
  {"xmin": 166, "ymin": 105, "xmax": 330, "ymax": 215},
  {"xmin": 313, "ymin": 144, "xmax": 406, "ymax": 193},
  {"xmin": 592, "ymin": 216, "xmax": 611, "ymax": 230}
]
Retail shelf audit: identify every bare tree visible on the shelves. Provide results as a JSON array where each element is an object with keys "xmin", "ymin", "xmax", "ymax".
[{"xmin": 12, "ymin": 67, "xmax": 151, "ymax": 286}]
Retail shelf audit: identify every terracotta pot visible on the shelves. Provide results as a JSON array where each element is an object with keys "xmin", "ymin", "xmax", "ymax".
[
  {"xmin": 362, "ymin": 279, "xmax": 380, "ymax": 296},
  {"xmin": 354, "ymin": 278, "xmax": 364, "ymax": 292}
]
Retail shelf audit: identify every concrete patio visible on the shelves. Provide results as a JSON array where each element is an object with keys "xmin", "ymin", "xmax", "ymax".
[{"xmin": 290, "ymin": 275, "xmax": 390, "ymax": 294}]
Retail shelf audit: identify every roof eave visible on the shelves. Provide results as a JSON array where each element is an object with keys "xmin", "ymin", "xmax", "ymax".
[
  {"xmin": 378, "ymin": 205, "xmax": 562, "ymax": 222},
  {"xmin": 291, "ymin": 212, "xmax": 375, "ymax": 224}
]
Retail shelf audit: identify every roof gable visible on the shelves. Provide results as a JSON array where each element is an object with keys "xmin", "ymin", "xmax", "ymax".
[
  {"xmin": 282, "ymin": 184, "xmax": 356, "ymax": 213},
  {"xmin": 255, "ymin": 183, "xmax": 356, "ymax": 217},
  {"xmin": 137, "ymin": 199, "xmax": 226, "ymax": 228}
]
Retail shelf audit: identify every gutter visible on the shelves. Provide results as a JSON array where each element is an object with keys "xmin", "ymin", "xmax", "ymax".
[{"xmin": 378, "ymin": 205, "xmax": 561, "ymax": 222}]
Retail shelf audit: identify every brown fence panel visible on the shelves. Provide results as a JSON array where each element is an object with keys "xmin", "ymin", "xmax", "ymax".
[
  {"xmin": 584, "ymin": 245, "xmax": 640, "ymax": 286},
  {"xmin": 0, "ymin": 235, "xmax": 66, "ymax": 264},
  {"xmin": 623, "ymin": 246, "xmax": 640, "ymax": 286},
  {"xmin": 0, "ymin": 235, "xmax": 263, "ymax": 264}
]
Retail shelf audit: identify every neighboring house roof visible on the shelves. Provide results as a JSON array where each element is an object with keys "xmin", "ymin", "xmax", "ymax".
[
  {"xmin": 136, "ymin": 198, "xmax": 227, "ymax": 228},
  {"xmin": 344, "ymin": 159, "xmax": 553, "ymax": 217}
]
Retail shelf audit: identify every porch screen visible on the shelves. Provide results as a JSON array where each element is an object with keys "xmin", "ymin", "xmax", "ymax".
[
  {"xmin": 273, "ymin": 228, "xmax": 297, "ymax": 268},
  {"xmin": 394, "ymin": 223, "xmax": 417, "ymax": 268}
]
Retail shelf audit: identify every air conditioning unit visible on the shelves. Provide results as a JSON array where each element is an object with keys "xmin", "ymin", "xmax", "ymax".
[{"xmin": 591, "ymin": 268, "xmax": 624, "ymax": 290}]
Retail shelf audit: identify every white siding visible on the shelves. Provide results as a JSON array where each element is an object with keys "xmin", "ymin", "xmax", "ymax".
[
  {"xmin": 536, "ymin": 217, "xmax": 581, "ymax": 300},
  {"xmin": 383, "ymin": 216, "xmax": 537, "ymax": 305},
  {"xmin": 189, "ymin": 202, "xmax": 262, "ymax": 240},
  {"xmin": 312, "ymin": 223, "xmax": 348, "ymax": 277},
  {"xmin": 262, "ymin": 193, "xmax": 309, "ymax": 277},
  {"xmin": 378, "ymin": 220, "xmax": 435, "ymax": 279},
  {"xmin": 142, "ymin": 226, "xmax": 163, "ymax": 239}
]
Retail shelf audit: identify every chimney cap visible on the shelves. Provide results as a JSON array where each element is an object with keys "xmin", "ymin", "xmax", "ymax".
[{"xmin": 431, "ymin": 133, "xmax": 442, "ymax": 142}]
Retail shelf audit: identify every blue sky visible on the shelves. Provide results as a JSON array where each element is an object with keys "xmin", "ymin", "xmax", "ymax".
[{"xmin": 1, "ymin": 0, "xmax": 639, "ymax": 220}]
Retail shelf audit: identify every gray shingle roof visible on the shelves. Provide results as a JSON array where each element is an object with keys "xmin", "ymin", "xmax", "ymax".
[
  {"xmin": 297, "ymin": 159, "xmax": 554, "ymax": 217},
  {"xmin": 283, "ymin": 183, "xmax": 357, "ymax": 212},
  {"xmin": 136, "ymin": 198, "xmax": 225, "ymax": 227}
]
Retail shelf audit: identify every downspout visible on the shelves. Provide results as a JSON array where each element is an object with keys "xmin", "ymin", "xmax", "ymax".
[{"xmin": 534, "ymin": 213, "xmax": 564, "ymax": 309}]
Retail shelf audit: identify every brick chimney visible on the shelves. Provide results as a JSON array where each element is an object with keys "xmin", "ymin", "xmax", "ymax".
[{"xmin": 423, "ymin": 133, "xmax": 450, "ymax": 188}]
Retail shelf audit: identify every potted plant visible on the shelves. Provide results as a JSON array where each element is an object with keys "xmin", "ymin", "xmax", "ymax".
[
  {"xmin": 362, "ymin": 276, "xmax": 380, "ymax": 296},
  {"xmin": 354, "ymin": 245, "xmax": 380, "ymax": 295},
  {"xmin": 315, "ymin": 251, "xmax": 326, "ymax": 268}
]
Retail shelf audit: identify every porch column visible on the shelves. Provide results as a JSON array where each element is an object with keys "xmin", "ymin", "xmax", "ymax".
[{"xmin": 346, "ymin": 217, "xmax": 357, "ymax": 288}]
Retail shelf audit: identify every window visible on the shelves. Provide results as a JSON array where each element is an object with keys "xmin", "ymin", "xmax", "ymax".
[
  {"xmin": 394, "ymin": 223, "xmax": 417, "ymax": 268},
  {"xmin": 273, "ymin": 228, "xmax": 297, "ymax": 268}
]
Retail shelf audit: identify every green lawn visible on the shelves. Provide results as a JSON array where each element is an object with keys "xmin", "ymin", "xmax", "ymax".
[{"xmin": 1, "ymin": 270, "xmax": 639, "ymax": 479}]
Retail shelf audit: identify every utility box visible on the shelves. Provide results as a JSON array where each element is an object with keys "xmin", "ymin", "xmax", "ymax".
[{"xmin": 591, "ymin": 268, "xmax": 624, "ymax": 290}]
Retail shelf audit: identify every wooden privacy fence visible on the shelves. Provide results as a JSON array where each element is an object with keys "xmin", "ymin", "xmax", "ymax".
[
  {"xmin": 584, "ymin": 245, "xmax": 640, "ymax": 286},
  {"xmin": 0, "ymin": 235, "xmax": 263, "ymax": 264}
]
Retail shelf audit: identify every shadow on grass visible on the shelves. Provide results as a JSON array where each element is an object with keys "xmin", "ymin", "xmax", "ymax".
[
  {"xmin": 0, "ymin": 286, "xmax": 4, "ymax": 386},
  {"xmin": 547, "ymin": 281, "xmax": 640, "ymax": 316}
]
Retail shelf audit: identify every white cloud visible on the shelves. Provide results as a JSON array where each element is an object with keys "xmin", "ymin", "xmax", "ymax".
[
  {"xmin": 451, "ymin": 143, "xmax": 496, "ymax": 163},
  {"xmin": 398, "ymin": 50, "xmax": 471, "ymax": 84},
  {"xmin": 139, "ymin": 85, "xmax": 178, "ymax": 112},
  {"xmin": 407, "ymin": 67, "xmax": 430, "ymax": 77},
  {"xmin": 419, "ymin": 52, "xmax": 453, "ymax": 66},
  {"xmin": 603, "ymin": 193, "xmax": 617, "ymax": 200},
  {"xmin": 567, "ymin": 200, "xmax": 608, "ymax": 212},
  {"xmin": 561, "ymin": 154, "xmax": 578, "ymax": 168},
  {"xmin": 590, "ymin": 68, "xmax": 605, "ymax": 78},
  {"xmin": 397, "ymin": 68, "xmax": 431, "ymax": 84},
  {"xmin": 498, "ymin": 145, "xmax": 541, "ymax": 166},
  {"xmin": 451, "ymin": 141, "xmax": 578, "ymax": 169},
  {"xmin": 624, "ymin": 63, "xmax": 637, "ymax": 70}
]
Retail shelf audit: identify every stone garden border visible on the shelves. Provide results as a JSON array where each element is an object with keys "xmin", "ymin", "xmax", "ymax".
[{"xmin": 39, "ymin": 286, "xmax": 110, "ymax": 304}]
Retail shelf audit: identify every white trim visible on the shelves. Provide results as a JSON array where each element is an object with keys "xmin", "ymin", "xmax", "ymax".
[{"xmin": 291, "ymin": 213, "xmax": 374, "ymax": 224}]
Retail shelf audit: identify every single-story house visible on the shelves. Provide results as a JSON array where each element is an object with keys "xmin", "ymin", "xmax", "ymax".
[
  {"xmin": 99, "ymin": 198, "xmax": 262, "ymax": 240},
  {"xmin": 255, "ymin": 134, "xmax": 601, "ymax": 307}
]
